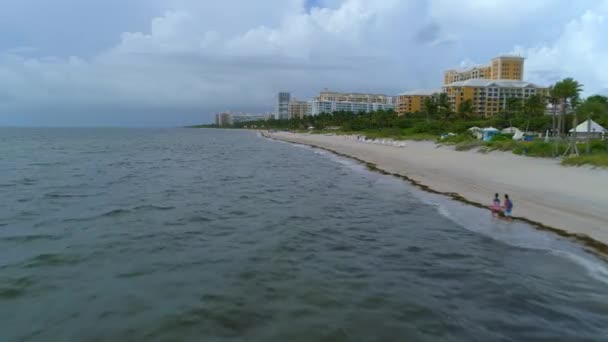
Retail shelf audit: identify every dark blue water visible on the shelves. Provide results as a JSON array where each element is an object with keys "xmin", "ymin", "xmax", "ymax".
[{"xmin": 1, "ymin": 128, "xmax": 608, "ymax": 341}]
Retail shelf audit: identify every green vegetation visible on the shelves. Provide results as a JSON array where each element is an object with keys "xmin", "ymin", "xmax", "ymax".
[{"xmin": 562, "ymin": 154, "xmax": 608, "ymax": 168}]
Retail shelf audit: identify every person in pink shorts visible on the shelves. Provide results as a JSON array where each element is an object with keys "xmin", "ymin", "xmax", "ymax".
[{"xmin": 491, "ymin": 193, "xmax": 501, "ymax": 217}]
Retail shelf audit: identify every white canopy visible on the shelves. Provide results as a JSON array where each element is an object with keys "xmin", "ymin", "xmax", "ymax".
[
  {"xmin": 502, "ymin": 127, "xmax": 522, "ymax": 134},
  {"xmin": 482, "ymin": 126, "xmax": 499, "ymax": 132},
  {"xmin": 569, "ymin": 119, "xmax": 606, "ymax": 133}
]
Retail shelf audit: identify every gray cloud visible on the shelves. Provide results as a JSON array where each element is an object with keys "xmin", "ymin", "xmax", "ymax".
[{"xmin": 414, "ymin": 23, "xmax": 440, "ymax": 44}]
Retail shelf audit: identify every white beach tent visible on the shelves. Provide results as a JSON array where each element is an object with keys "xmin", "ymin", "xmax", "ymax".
[
  {"xmin": 468, "ymin": 126, "xmax": 483, "ymax": 140},
  {"xmin": 502, "ymin": 127, "xmax": 524, "ymax": 140},
  {"xmin": 569, "ymin": 119, "xmax": 606, "ymax": 133},
  {"xmin": 502, "ymin": 127, "xmax": 521, "ymax": 134}
]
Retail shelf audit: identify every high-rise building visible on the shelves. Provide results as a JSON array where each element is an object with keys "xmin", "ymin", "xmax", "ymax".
[
  {"xmin": 215, "ymin": 112, "xmax": 233, "ymax": 126},
  {"xmin": 444, "ymin": 55, "xmax": 524, "ymax": 85},
  {"xmin": 276, "ymin": 92, "xmax": 291, "ymax": 119},
  {"xmin": 395, "ymin": 90, "xmax": 437, "ymax": 115},
  {"xmin": 288, "ymin": 101, "xmax": 311, "ymax": 119},
  {"xmin": 443, "ymin": 79, "xmax": 549, "ymax": 118}
]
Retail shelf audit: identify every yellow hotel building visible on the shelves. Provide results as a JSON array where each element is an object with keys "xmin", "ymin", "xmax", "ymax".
[
  {"xmin": 444, "ymin": 56, "xmax": 525, "ymax": 85},
  {"xmin": 395, "ymin": 90, "xmax": 437, "ymax": 115},
  {"xmin": 443, "ymin": 79, "xmax": 549, "ymax": 117},
  {"xmin": 442, "ymin": 55, "xmax": 548, "ymax": 117}
]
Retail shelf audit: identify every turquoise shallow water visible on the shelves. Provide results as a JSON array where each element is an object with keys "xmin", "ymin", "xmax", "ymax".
[{"xmin": 1, "ymin": 128, "xmax": 608, "ymax": 341}]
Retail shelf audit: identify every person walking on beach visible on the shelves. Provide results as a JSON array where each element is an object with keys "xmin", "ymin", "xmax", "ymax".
[
  {"xmin": 491, "ymin": 193, "xmax": 501, "ymax": 217},
  {"xmin": 503, "ymin": 194, "xmax": 513, "ymax": 221}
]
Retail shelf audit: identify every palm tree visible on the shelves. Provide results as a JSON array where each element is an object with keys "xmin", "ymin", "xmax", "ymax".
[
  {"xmin": 503, "ymin": 97, "xmax": 522, "ymax": 128},
  {"xmin": 523, "ymin": 94, "xmax": 547, "ymax": 132},
  {"xmin": 423, "ymin": 95, "xmax": 438, "ymax": 123},
  {"xmin": 458, "ymin": 99, "xmax": 475, "ymax": 120},
  {"xmin": 523, "ymin": 94, "xmax": 546, "ymax": 117},
  {"xmin": 552, "ymin": 78, "xmax": 583, "ymax": 136},
  {"xmin": 436, "ymin": 92, "xmax": 452, "ymax": 121}
]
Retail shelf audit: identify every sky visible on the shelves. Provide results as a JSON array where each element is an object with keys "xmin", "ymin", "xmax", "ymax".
[{"xmin": 1, "ymin": 0, "xmax": 607, "ymax": 127}]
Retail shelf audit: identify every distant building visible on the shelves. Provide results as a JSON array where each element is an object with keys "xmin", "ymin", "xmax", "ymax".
[
  {"xmin": 276, "ymin": 92, "xmax": 291, "ymax": 120},
  {"xmin": 215, "ymin": 112, "xmax": 233, "ymax": 126},
  {"xmin": 395, "ymin": 90, "xmax": 437, "ymax": 115},
  {"xmin": 288, "ymin": 101, "xmax": 312, "ymax": 119},
  {"xmin": 232, "ymin": 113, "xmax": 271, "ymax": 123},
  {"xmin": 316, "ymin": 89, "xmax": 394, "ymax": 105},
  {"xmin": 443, "ymin": 79, "xmax": 549, "ymax": 118},
  {"xmin": 444, "ymin": 55, "xmax": 525, "ymax": 85},
  {"xmin": 310, "ymin": 100, "xmax": 395, "ymax": 115},
  {"xmin": 310, "ymin": 89, "xmax": 395, "ymax": 115}
]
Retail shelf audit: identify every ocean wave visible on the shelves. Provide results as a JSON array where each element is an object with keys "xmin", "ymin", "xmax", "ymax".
[
  {"xmin": 17, "ymin": 178, "xmax": 37, "ymax": 185},
  {"xmin": 116, "ymin": 270, "xmax": 155, "ymax": 279},
  {"xmin": 24, "ymin": 253, "xmax": 86, "ymax": 268},
  {"xmin": 28, "ymin": 162, "xmax": 67, "ymax": 167},
  {"xmin": 550, "ymin": 250, "xmax": 608, "ymax": 285},
  {"xmin": 62, "ymin": 209, "xmax": 130, "ymax": 222},
  {"xmin": 0, "ymin": 234, "xmax": 59, "ymax": 243},
  {"xmin": 133, "ymin": 205, "xmax": 176, "ymax": 211},
  {"xmin": 44, "ymin": 192, "xmax": 95, "ymax": 199},
  {"xmin": 165, "ymin": 215, "xmax": 214, "ymax": 226},
  {"xmin": 63, "ymin": 205, "xmax": 177, "ymax": 223},
  {"xmin": 0, "ymin": 277, "xmax": 34, "ymax": 300},
  {"xmin": 99, "ymin": 209, "xmax": 131, "ymax": 218}
]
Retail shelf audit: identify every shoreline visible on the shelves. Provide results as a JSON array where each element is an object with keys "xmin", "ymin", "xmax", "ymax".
[{"xmin": 263, "ymin": 131, "xmax": 608, "ymax": 255}]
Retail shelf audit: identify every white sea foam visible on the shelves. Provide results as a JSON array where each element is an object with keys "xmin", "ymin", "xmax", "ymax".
[{"xmin": 424, "ymin": 191, "xmax": 608, "ymax": 285}]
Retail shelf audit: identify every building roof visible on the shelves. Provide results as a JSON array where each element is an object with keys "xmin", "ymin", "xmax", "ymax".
[
  {"xmin": 444, "ymin": 79, "xmax": 545, "ymax": 88},
  {"xmin": 445, "ymin": 65, "xmax": 491, "ymax": 73},
  {"xmin": 319, "ymin": 90, "xmax": 390, "ymax": 97},
  {"xmin": 398, "ymin": 89, "xmax": 438, "ymax": 96},
  {"xmin": 492, "ymin": 55, "xmax": 525, "ymax": 60}
]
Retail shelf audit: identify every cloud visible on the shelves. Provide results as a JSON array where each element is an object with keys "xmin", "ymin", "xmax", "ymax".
[
  {"xmin": 517, "ymin": 0, "xmax": 608, "ymax": 95},
  {"xmin": 0, "ymin": 0, "xmax": 605, "ymax": 126}
]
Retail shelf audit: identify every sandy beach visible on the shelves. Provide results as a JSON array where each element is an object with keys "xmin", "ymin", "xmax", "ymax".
[{"xmin": 266, "ymin": 131, "xmax": 608, "ymax": 247}]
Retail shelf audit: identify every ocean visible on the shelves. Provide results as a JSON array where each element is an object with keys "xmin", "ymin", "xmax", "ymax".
[{"xmin": 1, "ymin": 128, "xmax": 608, "ymax": 341}]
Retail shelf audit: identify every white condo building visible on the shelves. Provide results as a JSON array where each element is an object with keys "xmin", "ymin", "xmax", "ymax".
[
  {"xmin": 310, "ymin": 101, "xmax": 395, "ymax": 115},
  {"xmin": 309, "ymin": 89, "xmax": 395, "ymax": 115}
]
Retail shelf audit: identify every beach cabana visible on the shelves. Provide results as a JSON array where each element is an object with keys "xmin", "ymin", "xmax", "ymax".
[
  {"xmin": 482, "ymin": 127, "xmax": 499, "ymax": 141},
  {"xmin": 569, "ymin": 119, "xmax": 606, "ymax": 139}
]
